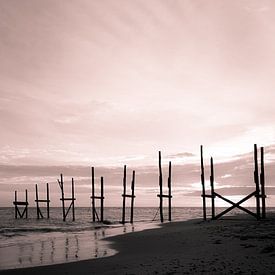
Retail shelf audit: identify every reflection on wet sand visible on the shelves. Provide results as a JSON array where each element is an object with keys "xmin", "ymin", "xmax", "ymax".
[{"xmin": 0, "ymin": 222, "xmax": 160, "ymax": 270}]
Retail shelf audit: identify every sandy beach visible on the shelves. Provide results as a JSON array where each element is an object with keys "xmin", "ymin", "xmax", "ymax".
[{"xmin": 1, "ymin": 215, "xmax": 275, "ymax": 274}]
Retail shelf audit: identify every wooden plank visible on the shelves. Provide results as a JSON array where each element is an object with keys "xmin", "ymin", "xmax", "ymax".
[
  {"xmin": 47, "ymin": 183, "xmax": 50, "ymax": 219},
  {"xmin": 72, "ymin": 177, "xmax": 75, "ymax": 221}
]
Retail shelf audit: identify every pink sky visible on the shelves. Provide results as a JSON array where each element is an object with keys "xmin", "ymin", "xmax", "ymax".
[{"xmin": 0, "ymin": 0, "xmax": 275, "ymax": 207}]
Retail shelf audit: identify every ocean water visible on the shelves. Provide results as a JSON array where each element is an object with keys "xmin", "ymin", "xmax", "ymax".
[{"xmin": 0, "ymin": 207, "xmax": 273, "ymax": 270}]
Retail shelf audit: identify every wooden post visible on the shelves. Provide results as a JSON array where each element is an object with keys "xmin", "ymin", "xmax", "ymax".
[
  {"xmin": 200, "ymin": 145, "xmax": 206, "ymax": 221},
  {"xmin": 35, "ymin": 184, "xmax": 39, "ymax": 219},
  {"xmin": 47, "ymin": 183, "xmax": 50, "ymax": 219},
  {"xmin": 210, "ymin": 157, "xmax": 215, "ymax": 219},
  {"xmin": 130, "ymin": 170, "xmax": 135, "ymax": 224},
  {"xmin": 58, "ymin": 174, "xmax": 66, "ymax": 221},
  {"xmin": 159, "ymin": 151, "xmax": 164, "ymax": 223},
  {"xmin": 72, "ymin": 178, "xmax": 75, "ymax": 221},
  {"xmin": 91, "ymin": 167, "xmax": 96, "ymax": 222},
  {"xmin": 260, "ymin": 147, "xmax": 266, "ymax": 219},
  {"xmin": 100, "ymin": 177, "xmax": 104, "ymax": 222},
  {"xmin": 14, "ymin": 191, "xmax": 17, "ymax": 219},
  {"xmin": 25, "ymin": 189, "xmax": 28, "ymax": 219},
  {"xmin": 122, "ymin": 165, "xmax": 126, "ymax": 224},
  {"xmin": 168, "ymin": 161, "xmax": 172, "ymax": 222},
  {"xmin": 254, "ymin": 144, "xmax": 260, "ymax": 220}
]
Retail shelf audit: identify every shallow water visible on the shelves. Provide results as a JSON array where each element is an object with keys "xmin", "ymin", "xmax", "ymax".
[{"xmin": 1, "ymin": 207, "xmax": 273, "ymax": 270}]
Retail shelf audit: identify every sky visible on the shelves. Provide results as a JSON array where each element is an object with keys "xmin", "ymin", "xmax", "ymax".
[{"xmin": 0, "ymin": 0, "xmax": 275, "ymax": 208}]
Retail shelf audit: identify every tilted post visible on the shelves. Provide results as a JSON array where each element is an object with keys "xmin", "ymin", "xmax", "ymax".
[
  {"xmin": 60, "ymin": 174, "xmax": 66, "ymax": 221},
  {"xmin": 159, "ymin": 151, "xmax": 164, "ymax": 223},
  {"xmin": 168, "ymin": 161, "xmax": 172, "ymax": 222},
  {"xmin": 210, "ymin": 157, "xmax": 215, "ymax": 219},
  {"xmin": 200, "ymin": 145, "xmax": 206, "ymax": 221},
  {"xmin": 254, "ymin": 144, "xmax": 261, "ymax": 220},
  {"xmin": 130, "ymin": 170, "xmax": 135, "ymax": 224},
  {"xmin": 260, "ymin": 147, "xmax": 266, "ymax": 219}
]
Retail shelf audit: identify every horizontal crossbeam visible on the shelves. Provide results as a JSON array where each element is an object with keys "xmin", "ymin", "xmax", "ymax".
[
  {"xmin": 90, "ymin": 196, "xmax": 105, "ymax": 199},
  {"xmin": 35, "ymin": 199, "xmax": 50, "ymax": 203},
  {"xmin": 60, "ymin": 198, "xmax": 76, "ymax": 201},
  {"xmin": 157, "ymin": 194, "xmax": 172, "ymax": 198},
  {"xmin": 13, "ymin": 201, "xmax": 28, "ymax": 206},
  {"xmin": 122, "ymin": 194, "xmax": 136, "ymax": 198},
  {"xmin": 201, "ymin": 194, "xmax": 215, "ymax": 198}
]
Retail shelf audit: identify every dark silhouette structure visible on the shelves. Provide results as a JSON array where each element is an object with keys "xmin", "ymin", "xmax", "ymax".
[
  {"xmin": 58, "ymin": 174, "xmax": 76, "ymax": 221},
  {"xmin": 121, "ymin": 165, "xmax": 136, "ymax": 224},
  {"xmin": 157, "ymin": 151, "xmax": 172, "ymax": 222},
  {"xmin": 201, "ymin": 144, "xmax": 266, "ymax": 220},
  {"xmin": 90, "ymin": 167, "xmax": 104, "ymax": 222},
  {"xmin": 35, "ymin": 183, "xmax": 50, "ymax": 219},
  {"xmin": 13, "ymin": 189, "xmax": 28, "ymax": 219}
]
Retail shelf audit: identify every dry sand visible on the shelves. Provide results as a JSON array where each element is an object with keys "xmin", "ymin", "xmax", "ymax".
[{"xmin": 1, "ymin": 215, "xmax": 275, "ymax": 274}]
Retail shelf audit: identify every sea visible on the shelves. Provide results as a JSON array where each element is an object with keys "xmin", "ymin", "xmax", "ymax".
[{"xmin": 0, "ymin": 207, "xmax": 273, "ymax": 270}]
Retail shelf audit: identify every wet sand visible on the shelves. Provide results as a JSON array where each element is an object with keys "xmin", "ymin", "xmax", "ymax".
[{"xmin": 2, "ymin": 215, "xmax": 275, "ymax": 274}]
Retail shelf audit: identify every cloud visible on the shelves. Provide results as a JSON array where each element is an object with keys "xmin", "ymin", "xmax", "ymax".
[{"xmin": 167, "ymin": 152, "xmax": 195, "ymax": 158}]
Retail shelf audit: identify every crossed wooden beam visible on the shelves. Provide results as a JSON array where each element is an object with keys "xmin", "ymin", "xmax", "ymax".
[
  {"xmin": 201, "ymin": 144, "xmax": 266, "ymax": 220},
  {"xmin": 13, "ymin": 189, "xmax": 28, "ymax": 219}
]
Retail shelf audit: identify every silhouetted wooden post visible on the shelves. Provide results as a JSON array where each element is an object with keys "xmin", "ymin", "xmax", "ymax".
[
  {"xmin": 122, "ymin": 165, "xmax": 126, "ymax": 224},
  {"xmin": 130, "ymin": 170, "xmax": 135, "ymax": 224},
  {"xmin": 13, "ymin": 190, "xmax": 28, "ymax": 219},
  {"xmin": 72, "ymin": 178, "xmax": 75, "ymax": 221},
  {"xmin": 260, "ymin": 147, "xmax": 266, "ymax": 219},
  {"xmin": 14, "ymin": 191, "xmax": 17, "ymax": 219},
  {"xmin": 25, "ymin": 189, "xmax": 28, "ymax": 219},
  {"xmin": 100, "ymin": 177, "xmax": 104, "ymax": 222},
  {"xmin": 60, "ymin": 174, "xmax": 66, "ymax": 221},
  {"xmin": 210, "ymin": 157, "xmax": 215, "ymax": 219},
  {"xmin": 168, "ymin": 161, "xmax": 172, "ymax": 222},
  {"xmin": 200, "ymin": 145, "xmax": 206, "ymax": 221},
  {"xmin": 91, "ymin": 167, "xmax": 96, "ymax": 222},
  {"xmin": 159, "ymin": 151, "xmax": 164, "ymax": 223},
  {"xmin": 46, "ymin": 183, "xmax": 50, "ymax": 219},
  {"xmin": 35, "ymin": 184, "xmax": 40, "ymax": 219},
  {"xmin": 58, "ymin": 174, "xmax": 76, "ymax": 221},
  {"xmin": 254, "ymin": 144, "xmax": 260, "ymax": 220}
]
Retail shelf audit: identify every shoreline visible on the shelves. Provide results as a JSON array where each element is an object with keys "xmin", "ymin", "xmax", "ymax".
[{"xmin": 2, "ymin": 215, "xmax": 275, "ymax": 274}]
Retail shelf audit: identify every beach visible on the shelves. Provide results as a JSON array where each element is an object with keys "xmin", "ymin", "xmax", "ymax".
[{"xmin": 2, "ymin": 215, "xmax": 275, "ymax": 274}]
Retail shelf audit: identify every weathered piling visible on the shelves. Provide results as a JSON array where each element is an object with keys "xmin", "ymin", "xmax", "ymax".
[
  {"xmin": 90, "ymin": 167, "xmax": 105, "ymax": 223},
  {"xmin": 157, "ymin": 151, "xmax": 172, "ymax": 222},
  {"xmin": 130, "ymin": 170, "xmax": 135, "ymax": 224},
  {"xmin": 210, "ymin": 157, "xmax": 215, "ymax": 219},
  {"xmin": 121, "ymin": 165, "xmax": 136, "ymax": 224},
  {"xmin": 200, "ymin": 145, "xmax": 206, "ymax": 221},
  {"xmin": 58, "ymin": 174, "xmax": 76, "ymax": 221},
  {"xmin": 260, "ymin": 147, "xmax": 266, "ymax": 219},
  {"xmin": 254, "ymin": 144, "xmax": 261, "ymax": 220},
  {"xmin": 35, "ymin": 183, "xmax": 50, "ymax": 219},
  {"xmin": 202, "ymin": 144, "xmax": 267, "ymax": 221},
  {"xmin": 158, "ymin": 151, "xmax": 164, "ymax": 223},
  {"xmin": 13, "ymin": 189, "xmax": 28, "ymax": 219}
]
